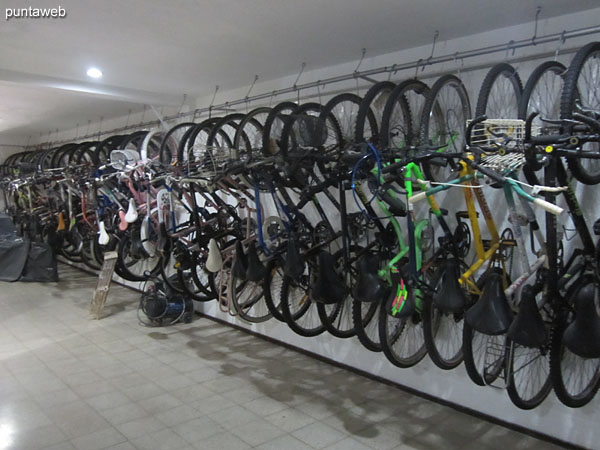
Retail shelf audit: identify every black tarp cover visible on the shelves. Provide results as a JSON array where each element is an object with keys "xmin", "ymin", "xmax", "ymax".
[{"xmin": 0, "ymin": 213, "xmax": 58, "ymax": 282}]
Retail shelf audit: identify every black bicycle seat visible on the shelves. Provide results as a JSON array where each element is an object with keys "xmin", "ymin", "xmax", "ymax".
[
  {"xmin": 352, "ymin": 253, "xmax": 388, "ymax": 302},
  {"xmin": 432, "ymin": 259, "xmax": 467, "ymax": 313},
  {"xmin": 563, "ymin": 281, "xmax": 600, "ymax": 358},
  {"xmin": 506, "ymin": 285, "xmax": 547, "ymax": 348},
  {"xmin": 245, "ymin": 241, "xmax": 267, "ymax": 282},
  {"xmin": 284, "ymin": 239, "xmax": 305, "ymax": 280},
  {"xmin": 231, "ymin": 240, "xmax": 248, "ymax": 280},
  {"xmin": 466, "ymin": 271, "xmax": 513, "ymax": 335},
  {"xmin": 310, "ymin": 251, "xmax": 345, "ymax": 304}
]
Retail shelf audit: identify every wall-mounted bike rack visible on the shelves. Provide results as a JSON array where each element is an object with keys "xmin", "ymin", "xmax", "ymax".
[{"xmin": 23, "ymin": 23, "xmax": 600, "ymax": 150}]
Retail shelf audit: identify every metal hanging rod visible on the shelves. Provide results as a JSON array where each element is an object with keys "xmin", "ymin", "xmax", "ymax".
[{"xmin": 28, "ymin": 23, "xmax": 600, "ymax": 150}]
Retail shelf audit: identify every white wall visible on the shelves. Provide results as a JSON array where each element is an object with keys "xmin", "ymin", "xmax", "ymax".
[{"xmin": 15, "ymin": 6, "xmax": 600, "ymax": 448}]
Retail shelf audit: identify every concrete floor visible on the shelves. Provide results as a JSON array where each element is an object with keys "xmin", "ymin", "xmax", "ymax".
[{"xmin": 0, "ymin": 265, "xmax": 565, "ymax": 450}]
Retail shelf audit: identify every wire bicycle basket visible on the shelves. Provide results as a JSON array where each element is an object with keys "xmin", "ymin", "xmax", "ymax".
[{"xmin": 468, "ymin": 119, "xmax": 541, "ymax": 148}]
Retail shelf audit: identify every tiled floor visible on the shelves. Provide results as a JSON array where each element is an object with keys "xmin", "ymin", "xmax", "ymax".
[{"xmin": 0, "ymin": 265, "xmax": 564, "ymax": 450}]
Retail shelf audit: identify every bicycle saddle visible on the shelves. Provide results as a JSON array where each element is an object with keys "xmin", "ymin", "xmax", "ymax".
[
  {"xmin": 205, "ymin": 238, "xmax": 223, "ymax": 273},
  {"xmin": 98, "ymin": 221, "xmax": 110, "ymax": 246},
  {"xmin": 231, "ymin": 240, "xmax": 247, "ymax": 279},
  {"xmin": 563, "ymin": 281, "xmax": 600, "ymax": 358},
  {"xmin": 284, "ymin": 239, "xmax": 305, "ymax": 281},
  {"xmin": 432, "ymin": 259, "xmax": 467, "ymax": 313},
  {"xmin": 466, "ymin": 271, "xmax": 513, "ymax": 335},
  {"xmin": 245, "ymin": 241, "xmax": 267, "ymax": 282},
  {"xmin": 352, "ymin": 253, "xmax": 388, "ymax": 302},
  {"xmin": 310, "ymin": 251, "xmax": 345, "ymax": 304},
  {"xmin": 506, "ymin": 285, "xmax": 547, "ymax": 348}
]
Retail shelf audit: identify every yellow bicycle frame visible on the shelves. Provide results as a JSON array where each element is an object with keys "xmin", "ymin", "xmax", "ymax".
[{"xmin": 457, "ymin": 158, "xmax": 500, "ymax": 295}]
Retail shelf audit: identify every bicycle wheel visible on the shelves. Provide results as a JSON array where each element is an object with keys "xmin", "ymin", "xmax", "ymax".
[
  {"xmin": 158, "ymin": 122, "xmax": 195, "ymax": 167},
  {"xmin": 116, "ymin": 227, "xmax": 162, "ymax": 282},
  {"xmin": 560, "ymin": 42, "xmax": 600, "ymax": 185},
  {"xmin": 280, "ymin": 259, "xmax": 326, "ymax": 337},
  {"xmin": 320, "ymin": 93, "xmax": 365, "ymax": 151},
  {"xmin": 503, "ymin": 284, "xmax": 553, "ymax": 410},
  {"xmin": 230, "ymin": 242, "xmax": 273, "ymax": 323},
  {"xmin": 420, "ymin": 75, "xmax": 471, "ymax": 183},
  {"xmin": 422, "ymin": 261, "xmax": 469, "ymax": 370},
  {"xmin": 380, "ymin": 79, "xmax": 429, "ymax": 150},
  {"xmin": 233, "ymin": 107, "xmax": 271, "ymax": 160},
  {"xmin": 462, "ymin": 269, "xmax": 508, "ymax": 386},
  {"xmin": 354, "ymin": 81, "xmax": 395, "ymax": 145},
  {"xmin": 475, "ymin": 63, "xmax": 523, "ymax": 118},
  {"xmin": 316, "ymin": 247, "xmax": 360, "ymax": 339},
  {"xmin": 505, "ymin": 339, "xmax": 553, "ymax": 410},
  {"xmin": 262, "ymin": 101, "xmax": 298, "ymax": 156},
  {"xmin": 378, "ymin": 268, "xmax": 428, "ymax": 368},
  {"xmin": 352, "ymin": 298, "xmax": 382, "ymax": 352},
  {"xmin": 263, "ymin": 257, "xmax": 285, "ymax": 322},
  {"xmin": 550, "ymin": 279, "xmax": 600, "ymax": 408}
]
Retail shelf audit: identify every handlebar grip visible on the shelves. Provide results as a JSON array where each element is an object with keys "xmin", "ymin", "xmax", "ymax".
[
  {"xmin": 533, "ymin": 198, "xmax": 563, "ymax": 215},
  {"xmin": 408, "ymin": 191, "xmax": 427, "ymax": 204},
  {"xmin": 529, "ymin": 135, "xmax": 562, "ymax": 145}
]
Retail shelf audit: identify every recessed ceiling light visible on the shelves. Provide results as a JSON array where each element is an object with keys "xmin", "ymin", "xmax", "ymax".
[{"xmin": 86, "ymin": 67, "xmax": 102, "ymax": 78}]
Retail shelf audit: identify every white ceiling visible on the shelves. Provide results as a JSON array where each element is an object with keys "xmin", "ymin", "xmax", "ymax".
[{"xmin": 0, "ymin": 0, "xmax": 598, "ymax": 142}]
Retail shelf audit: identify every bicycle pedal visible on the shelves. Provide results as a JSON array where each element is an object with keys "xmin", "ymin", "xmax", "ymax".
[
  {"xmin": 500, "ymin": 239, "xmax": 517, "ymax": 247},
  {"xmin": 456, "ymin": 210, "xmax": 478, "ymax": 219}
]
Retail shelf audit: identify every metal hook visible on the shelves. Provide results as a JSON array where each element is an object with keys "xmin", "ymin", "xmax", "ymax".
[
  {"xmin": 554, "ymin": 30, "xmax": 567, "ymax": 61},
  {"xmin": 532, "ymin": 6, "xmax": 542, "ymax": 46},
  {"xmin": 98, "ymin": 116, "xmax": 103, "ymax": 138},
  {"xmin": 505, "ymin": 40, "xmax": 516, "ymax": 60},
  {"xmin": 125, "ymin": 109, "xmax": 132, "ymax": 129},
  {"xmin": 244, "ymin": 75, "xmax": 259, "ymax": 101},
  {"xmin": 269, "ymin": 90, "xmax": 276, "ymax": 108},
  {"xmin": 316, "ymin": 81, "xmax": 323, "ymax": 105},
  {"xmin": 209, "ymin": 85, "xmax": 219, "ymax": 118},
  {"xmin": 354, "ymin": 48, "xmax": 367, "ymax": 74},
  {"xmin": 387, "ymin": 64, "xmax": 397, "ymax": 81},
  {"xmin": 293, "ymin": 62, "xmax": 306, "ymax": 90},
  {"xmin": 177, "ymin": 94, "xmax": 187, "ymax": 116},
  {"xmin": 453, "ymin": 52, "xmax": 465, "ymax": 78},
  {"xmin": 140, "ymin": 105, "xmax": 147, "ymax": 126},
  {"xmin": 414, "ymin": 58, "xmax": 423, "ymax": 79},
  {"xmin": 425, "ymin": 30, "xmax": 439, "ymax": 69}
]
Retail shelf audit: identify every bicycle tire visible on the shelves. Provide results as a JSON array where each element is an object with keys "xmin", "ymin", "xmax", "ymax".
[
  {"xmin": 263, "ymin": 257, "xmax": 285, "ymax": 322},
  {"xmin": 560, "ymin": 42, "xmax": 600, "ymax": 185},
  {"xmin": 158, "ymin": 122, "xmax": 195, "ymax": 167},
  {"xmin": 475, "ymin": 63, "xmax": 523, "ymax": 118},
  {"xmin": 462, "ymin": 269, "xmax": 509, "ymax": 386},
  {"xmin": 316, "ymin": 246, "xmax": 361, "ymax": 339},
  {"xmin": 261, "ymin": 101, "xmax": 298, "ymax": 156},
  {"xmin": 380, "ymin": 79, "xmax": 428, "ymax": 149},
  {"xmin": 354, "ymin": 81, "xmax": 395, "ymax": 144},
  {"xmin": 422, "ymin": 260, "xmax": 468, "ymax": 370},
  {"xmin": 352, "ymin": 298, "xmax": 382, "ymax": 352},
  {"xmin": 378, "ymin": 269, "xmax": 428, "ymax": 368},
  {"xmin": 550, "ymin": 279, "xmax": 600, "ymax": 408},
  {"xmin": 280, "ymin": 258, "xmax": 327, "ymax": 337},
  {"xmin": 116, "ymin": 228, "xmax": 162, "ymax": 282},
  {"xmin": 420, "ymin": 74, "xmax": 471, "ymax": 183},
  {"xmin": 229, "ymin": 240, "xmax": 273, "ymax": 323}
]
